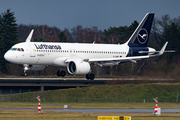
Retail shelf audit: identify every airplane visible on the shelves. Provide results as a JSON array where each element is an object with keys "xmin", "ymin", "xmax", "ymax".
[{"xmin": 4, "ymin": 13, "xmax": 173, "ymax": 80}]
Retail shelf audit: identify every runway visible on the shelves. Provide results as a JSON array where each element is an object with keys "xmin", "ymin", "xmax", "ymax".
[{"xmin": 1, "ymin": 108, "xmax": 180, "ymax": 113}]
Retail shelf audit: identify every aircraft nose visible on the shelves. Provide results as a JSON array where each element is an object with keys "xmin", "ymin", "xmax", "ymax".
[{"xmin": 4, "ymin": 51, "xmax": 11, "ymax": 62}]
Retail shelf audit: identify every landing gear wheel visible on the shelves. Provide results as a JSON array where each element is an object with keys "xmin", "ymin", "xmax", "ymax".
[
  {"xmin": 86, "ymin": 74, "xmax": 89, "ymax": 79},
  {"xmin": 89, "ymin": 73, "xmax": 95, "ymax": 80},
  {"xmin": 86, "ymin": 73, "xmax": 95, "ymax": 80},
  {"xmin": 61, "ymin": 71, "xmax": 66, "ymax": 77},
  {"xmin": 57, "ymin": 70, "xmax": 66, "ymax": 77},
  {"xmin": 57, "ymin": 70, "xmax": 61, "ymax": 76},
  {"xmin": 21, "ymin": 72, "xmax": 27, "ymax": 76}
]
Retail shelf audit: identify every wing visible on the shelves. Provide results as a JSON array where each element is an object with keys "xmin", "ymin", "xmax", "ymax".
[
  {"xmin": 89, "ymin": 55, "xmax": 149, "ymax": 63},
  {"xmin": 88, "ymin": 42, "xmax": 169, "ymax": 64},
  {"xmin": 65, "ymin": 56, "xmax": 149, "ymax": 67},
  {"xmin": 65, "ymin": 42, "xmax": 169, "ymax": 66},
  {"xmin": 139, "ymin": 50, "xmax": 175, "ymax": 54},
  {"xmin": 139, "ymin": 42, "xmax": 174, "ymax": 54}
]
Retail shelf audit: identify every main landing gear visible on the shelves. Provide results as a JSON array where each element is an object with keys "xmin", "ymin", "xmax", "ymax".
[
  {"xmin": 86, "ymin": 73, "xmax": 95, "ymax": 80},
  {"xmin": 57, "ymin": 70, "xmax": 66, "ymax": 77}
]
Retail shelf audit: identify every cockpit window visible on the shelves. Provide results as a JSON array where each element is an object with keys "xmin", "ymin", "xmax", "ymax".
[
  {"xmin": 10, "ymin": 48, "xmax": 24, "ymax": 52},
  {"xmin": 11, "ymin": 48, "xmax": 17, "ymax": 51}
]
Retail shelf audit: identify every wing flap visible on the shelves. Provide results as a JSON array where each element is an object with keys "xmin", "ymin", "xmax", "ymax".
[{"xmin": 89, "ymin": 56, "xmax": 149, "ymax": 62}]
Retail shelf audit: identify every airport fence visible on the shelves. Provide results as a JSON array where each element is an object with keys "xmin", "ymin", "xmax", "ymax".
[{"xmin": 0, "ymin": 93, "xmax": 179, "ymax": 103}]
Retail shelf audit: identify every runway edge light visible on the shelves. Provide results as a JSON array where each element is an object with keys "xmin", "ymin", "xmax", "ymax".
[
  {"xmin": 153, "ymin": 97, "xmax": 161, "ymax": 116},
  {"xmin": 36, "ymin": 96, "xmax": 41, "ymax": 115}
]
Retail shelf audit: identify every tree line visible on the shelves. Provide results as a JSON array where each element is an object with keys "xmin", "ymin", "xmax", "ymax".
[{"xmin": 0, "ymin": 9, "xmax": 179, "ymax": 78}]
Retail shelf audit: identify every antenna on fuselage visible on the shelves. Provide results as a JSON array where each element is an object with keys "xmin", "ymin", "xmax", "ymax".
[{"xmin": 25, "ymin": 29, "xmax": 34, "ymax": 42}]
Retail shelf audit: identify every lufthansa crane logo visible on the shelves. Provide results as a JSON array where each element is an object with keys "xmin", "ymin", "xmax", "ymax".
[{"xmin": 137, "ymin": 28, "xmax": 148, "ymax": 44}]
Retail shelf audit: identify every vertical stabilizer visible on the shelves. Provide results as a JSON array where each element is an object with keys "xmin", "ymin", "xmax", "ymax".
[
  {"xmin": 126, "ymin": 13, "xmax": 154, "ymax": 47},
  {"xmin": 25, "ymin": 29, "xmax": 34, "ymax": 42}
]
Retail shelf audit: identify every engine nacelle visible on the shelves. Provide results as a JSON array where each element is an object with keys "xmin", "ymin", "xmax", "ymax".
[
  {"xmin": 53, "ymin": 57, "xmax": 67, "ymax": 67},
  {"xmin": 67, "ymin": 61, "xmax": 90, "ymax": 75},
  {"xmin": 29, "ymin": 65, "xmax": 46, "ymax": 71}
]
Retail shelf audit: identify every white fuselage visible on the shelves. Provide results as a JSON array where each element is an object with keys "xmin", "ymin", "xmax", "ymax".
[{"xmin": 4, "ymin": 42, "xmax": 129, "ymax": 67}]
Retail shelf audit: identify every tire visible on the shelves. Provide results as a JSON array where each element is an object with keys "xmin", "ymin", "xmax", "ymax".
[
  {"xmin": 61, "ymin": 71, "xmax": 66, "ymax": 77},
  {"xmin": 57, "ymin": 70, "xmax": 66, "ymax": 77},
  {"xmin": 21, "ymin": 72, "xmax": 27, "ymax": 76},
  {"xmin": 57, "ymin": 70, "xmax": 61, "ymax": 76},
  {"xmin": 86, "ymin": 74, "xmax": 90, "ymax": 80},
  {"xmin": 86, "ymin": 73, "xmax": 95, "ymax": 80},
  {"xmin": 89, "ymin": 73, "xmax": 95, "ymax": 80}
]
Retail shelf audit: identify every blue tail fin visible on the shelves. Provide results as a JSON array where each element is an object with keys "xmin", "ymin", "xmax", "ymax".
[{"xmin": 126, "ymin": 13, "xmax": 154, "ymax": 47}]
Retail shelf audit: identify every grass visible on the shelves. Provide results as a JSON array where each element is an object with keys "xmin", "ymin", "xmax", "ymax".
[
  {"xmin": 0, "ymin": 102, "xmax": 180, "ymax": 109},
  {"xmin": 1, "ymin": 83, "xmax": 180, "ymax": 103},
  {"xmin": 0, "ymin": 110, "xmax": 180, "ymax": 120},
  {"xmin": 1, "ymin": 83, "xmax": 180, "ymax": 119}
]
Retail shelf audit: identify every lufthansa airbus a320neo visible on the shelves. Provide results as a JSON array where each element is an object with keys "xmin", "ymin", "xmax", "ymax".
[{"xmin": 4, "ymin": 13, "xmax": 172, "ymax": 80}]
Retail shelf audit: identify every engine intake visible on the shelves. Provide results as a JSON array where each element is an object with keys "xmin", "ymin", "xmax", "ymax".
[{"xmin": 67, "ymin": 61, "xmax": 90, "ymax": 75}]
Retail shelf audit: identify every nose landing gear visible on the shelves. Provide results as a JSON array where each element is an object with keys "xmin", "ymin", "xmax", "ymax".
[
  {"xmin": 21, "ymin": 72, "xmax": 27, "ymax": 76},
  {"xmin": 21, "ymin": 64, "xmax": 31, "ymax": 76}
]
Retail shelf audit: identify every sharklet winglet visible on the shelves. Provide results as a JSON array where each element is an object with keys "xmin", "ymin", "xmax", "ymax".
[
  {"xmin": 159, "ymin": 42, "xmax": 168, "ymax": 55},
  {"xmin": 25, "ymin": 29, "xmax": 34, "ymax": 42}
]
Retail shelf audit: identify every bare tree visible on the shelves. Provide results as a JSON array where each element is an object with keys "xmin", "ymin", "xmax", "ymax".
[{"xmin": 34, "ymin": 25, "xmax": 60, "ymax": 42}]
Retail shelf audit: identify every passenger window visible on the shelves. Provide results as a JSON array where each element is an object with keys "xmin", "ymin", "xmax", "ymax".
[
  {"xmin": 21, "ymin": 48, "xmax": 24, "ymax": 52},
  {"xmin": 17, "ymin": 48, "xmax": 21, "ymax": 51}
]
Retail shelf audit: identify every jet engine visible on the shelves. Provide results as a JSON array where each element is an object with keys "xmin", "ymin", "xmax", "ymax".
[{"xmin": 67, "ymin": 61, "xmax": 90, "ymax": 75}]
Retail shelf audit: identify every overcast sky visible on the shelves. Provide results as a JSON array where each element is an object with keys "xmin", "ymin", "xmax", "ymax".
[{"xmin": 1, "ymin": 0, "xmax": 180, "ymax": 30}]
